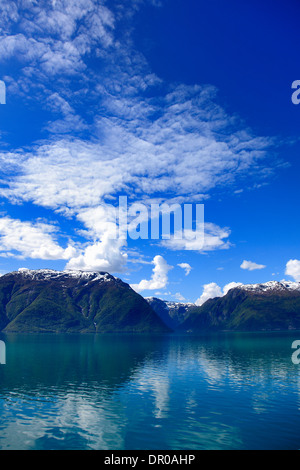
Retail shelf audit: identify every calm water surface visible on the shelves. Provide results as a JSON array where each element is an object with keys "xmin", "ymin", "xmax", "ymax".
[{"xmin": 0, "ymin": 332, "xmax": 299, "ymax": 450}]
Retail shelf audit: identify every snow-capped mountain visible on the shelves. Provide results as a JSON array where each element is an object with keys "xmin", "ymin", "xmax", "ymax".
[
  {"xmin": 179, "ymin": 280, "xmax": 300, "ymax": 333},
  {"xmin": 16, "ymin": 268, "xmax": 115, "ymax": 283},
  {"xmin": 0, "ymin": 270, "xmax": 169, "ymax": 334}
]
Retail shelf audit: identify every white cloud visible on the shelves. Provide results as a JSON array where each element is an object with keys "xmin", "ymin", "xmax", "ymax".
[
  {"xmin": 0, "ymin": 105, "xmax": 274, "ymax": 212},
  {"xmin": 66, "ymin": 205, "xmax": 129, "ymax": 273},
  {"xmin": 131, "ymin": 255, "xmax": 173, "ymax": 293},
  {"xmin": 174, "ymin": 292, "xmax": 186, "ymax": 302},
  {"xmin": 195, "ymin": 283, "xmax": 223, "ymax": 306},
  {"xmin": 0, "ymin": 1, "xmax": 115, "ymax": 76},
  {"xmin": 177, "ymin": 263, "xmax": 192, "ymax": 276},
  {"xmin": 76, "ymin": 205, "xmax": 119, "ymax": 239},
  {"xmin": 65, "ymin": 236, "xmax": 128, "ymax": 273},
  {"xmin": 0, "ymin": 216, "xmax": 75, "ymax": 260},
  {"xmin": 44, "ymin": 93, "xmax": 88, "ymax": 134},
  {"xmin": 285, "ymin": 259, "xmax": 300, "ymax": 282},
  {"xmin": 0, "ymin": 208, "xmax": 127, "ymax": 273},
  {"xmin": 162, "ymin": 223, "xmax": 231, "ymax": 252},
  {"xmin": 241, "ymin": 260, "xmax": 266, "ymax": 271},
  {"xmin": 195, "ymin": 281, "xmax": 244, "ymax": 306},
  {"xmin": 0, "ymin": 0, "xmax": 279, "ymax": 271},
  {"xmin": 223, "ymin": 282, "xmax": 244, "ymax": 295}
]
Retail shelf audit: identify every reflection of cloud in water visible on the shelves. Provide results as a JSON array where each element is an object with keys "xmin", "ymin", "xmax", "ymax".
[
  {"xmin": 131, "ymin": 364, "xmax": 170, "ymax": 419},
  {"xmin": 1, "ymin": 335, "xmax": 300, "ymax": 450},
  {"xmin": 0, "ymin": 391, "xmax": 125, "ymax": 450}
]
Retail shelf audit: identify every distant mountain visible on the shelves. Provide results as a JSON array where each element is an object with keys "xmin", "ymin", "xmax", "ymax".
[
  {"xmin": 179, "ymin": 281, "xmax": 300, "ymax": 333},
  {"xmin": 146, "ymin": 297, "xmax": 195, "ymax": 329},
  {"xmin": 0, "ymin": 270, "xmax": 170, "ymax": 334}
]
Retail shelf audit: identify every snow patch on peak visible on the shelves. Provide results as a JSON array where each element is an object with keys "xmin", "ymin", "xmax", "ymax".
[
  {"xmin": 63, "ymin": 270, "xmax": 113, "ymax": 282},
  {"xmin": 240, "ymin": 280, "xmax": 300, "ymax": 293},
  {"xmin": 165, "ymin": 301, "xmax": 195, "ymax": 309},
  {"xmin": 15, "ymin": 269, "xmax": 115, "ymax": 283}
]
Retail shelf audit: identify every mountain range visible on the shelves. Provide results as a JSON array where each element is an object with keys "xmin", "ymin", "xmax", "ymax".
[
  {"xmin": 0, "ymin": 271, "xmax": 300, "ymax": 334},
  {"xmin": 0, "ymin": 269, "xmax": 170, "ymax": 334},
  {"xmin": 178, "ymin": 281, "xmax": 300, "ymax": 332}
]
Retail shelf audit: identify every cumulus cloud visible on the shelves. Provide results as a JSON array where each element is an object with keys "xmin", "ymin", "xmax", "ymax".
[
  {"xmin": 223, "ymin": 282, "xmax": 244, "ymax": 295},
  {"xmin": 131, "ymin": 255, "xmax": 173, "ymax": 293},
  {"xmin": 65, "ymin": 236, "xmax": 128, "ymax": 273},
  {"xmin": 178, "ymin": 263, "xmax": 192, "ymax": 276},
  {"xmin": 285, "ymin": 259, "xmax": 300, "ymax": 282},
  {"xmin": 195, "ymin": 283, "xmax": 223, "ymax": 306},
  {"xmin": 0, "ymin": 210, "xmax": 129, "ymax": 274},
  {"xmin": 195, "ymin": 281, "xmax": 244, "ymax": 306},
  {"xmin": 241, "ymin": 260, "xmax": 266, "ymax": 271}
]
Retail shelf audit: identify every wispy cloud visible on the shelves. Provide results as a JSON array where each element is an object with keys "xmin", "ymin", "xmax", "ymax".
[
  {"xmin": 0, "ymin": 0, "xmax": 115, "ymax": 74},
  {"xmin": 0, "ymin": 0, "xmax": 280, "ymax": 272},
  {"xmin": 162, "ymin": 223, "xmax": 231, "ymax": 253},
  {"xmin": 174, "ymin": 292, "xmax": 186, "ymax": 302}
]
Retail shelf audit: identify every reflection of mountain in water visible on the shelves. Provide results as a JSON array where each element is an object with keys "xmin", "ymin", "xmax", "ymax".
[{"xmin": 0, "ymin": 334, "xmax": 168, "ymax": 393}]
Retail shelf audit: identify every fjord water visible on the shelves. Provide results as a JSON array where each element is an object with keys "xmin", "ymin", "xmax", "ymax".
[{"xmin": 0, "ymin": 333, "xmax": 299, "ymax": 450}]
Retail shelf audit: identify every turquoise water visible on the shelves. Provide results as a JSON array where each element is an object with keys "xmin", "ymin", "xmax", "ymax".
[{"xmin": 0, "ymin": 332, "xmax": 299, "ymax": 450}]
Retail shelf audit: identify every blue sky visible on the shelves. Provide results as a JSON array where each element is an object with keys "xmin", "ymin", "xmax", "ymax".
[{"xmin": 0, "ymin": 0, "xmax": 300, "ymax": 304}]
